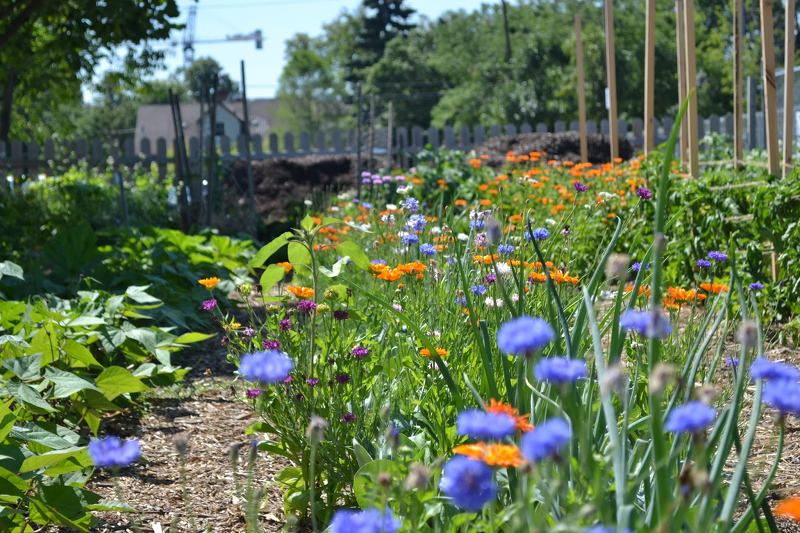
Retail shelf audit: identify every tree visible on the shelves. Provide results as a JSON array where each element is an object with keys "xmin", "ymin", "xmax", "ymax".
[
  {"xmin": 136, "ymin": 77, "xmax": 190, "ymax": 105},
  {"xmin": 347, "ymin": 0, "xmax": 417, "ymax": 82},
  {"xmin": 180, "ymin": 57, "xmax": 239, "ymax": 102},
  {"xmin": 0, "ymin": 0, "xmax": 182, "ymax": 144}
]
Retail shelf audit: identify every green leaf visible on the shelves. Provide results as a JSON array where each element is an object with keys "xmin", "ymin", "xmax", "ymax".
[
  {"xmin": 94, "ymin": 366, "xmax": 149, "ymax": 400},
  {"xmin": 5, "ymin": 382, "xmax": 55, "ymax": 412},
  {"xmin": 0, "ymin": 467, "xmax": 28, "ymax": 499},
  {"xmin": 300, "ymin": 214, "xmax": 315, "ymax": 230},
  {"xmin": 19, "ymin": 447, "xmax": 86, "ymax": 473},
  {"xmin": 62, "ymin": 340, "xmax": 101, "ymax": 369},
  {"xmin": 26, "ymin": 328, "xmax": 59, "ymax": 366},
  {"xmin": 249, "ymin": 232, "xmax": 291, "ymax": 268},
  {"xmin": 0, "ymin": 335, "xmax": 29, "ymax": 349},
  {"xmin": 66, "ymin": 316, "xmax": 106, "ymax": 328},
  {"xmin": 124, "ymin": 285, "xmax": 161, "ymax": 304},
  {"xmin": 44, "ymin": 368, "xmax": 99, "ymax": 398},
  {"xmin": 288, "ymin": 241, "xmax": 311, "ymax": 271},
  {"xmin": 0, "ymin": 401, "xmax": 16, "ymax": 442},
  {"xmin": 353, "ymin": 459, "xmax": 400, "ymax": 509},
  {"xmin": 10, "ymin": 422, "xmax": 80, "ymax": 450},
  {"xmin": 0, "ymin": 261, "xmax": 23, "ymax": 281},
  {"xmin": 319, "ymin": 256, "xmax": 349, "ymax": 278},
  {"xmin": 333, "ymin": 241, "xmax": 371, "ymax": 271},
  {"xmin": 87, "ymin": 500, "xmax": 136, "ymax": 513},
  {"xmin": 1, "ymin": 353, "xmax": 42, "ymax": 380},
  {"xmin": 174, "ymin": 332, "xmax": 214, "ymax": 344},
  {"xmin": 353, "ymin": 442, "xmax": 373, "ymax": 468},
  {"xmin": 260, "ymin": 264, "xmax": 288, "ymax": 295}
]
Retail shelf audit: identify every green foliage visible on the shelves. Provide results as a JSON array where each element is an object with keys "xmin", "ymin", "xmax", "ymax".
[{"xmin": 179, "ymin": 56, "xmax": 240, "ymax": 101}]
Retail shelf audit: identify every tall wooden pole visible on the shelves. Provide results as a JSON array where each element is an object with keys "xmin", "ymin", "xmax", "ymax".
[
  {"xmin": 240, "ymin": 60, "xmax": 257, "ymax": 229},
  {"xmin": 683, "ymin": 0, "xmax": 700, "ymax": 177},
  {"xmin": 761, "ymin": 0, "xmax": 781, "ymax": 175},
  {"xmin": 206, "ymin": 74, "xmax": 218, "ymax": 226},
  {"xmin": 387, "ymin": 100, "xmax": 394, "ymax": 168},
  {"xmin": 368, "ymin": 93, "xmax": 375, "ymax": 173},
  {"xmin": 604, "ymin": 0, "xmax": 619, "ymax": 161},
  {"xmin": 644, "ymin": 0, "xmax": 656, "ymax": 154},
  {"xmin": 356, "ymin": 82, "xmax": 363, "ymax": 199},
  {"xmin": 676, "ymin": 0, "xmax": 689, "ymax": 165},
  {"xmin": 733, "ymin": 0, "xmax": 744, "ymax": 168},
  {"xmin": 783, "ymin": 0, "xmax": 796, "ymax": 176},
  {"xmin": 575, "ymin": 14, "xmax": 588, "ymax": 163}
]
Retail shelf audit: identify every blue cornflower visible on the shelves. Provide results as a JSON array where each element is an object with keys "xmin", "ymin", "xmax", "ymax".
[
  {"xmin": 239, "ymin": 350, "xmax": 294, "ymax": 384},
  {"xmin": 439, "ymin": 456, "xmax": 497, "ymax": 512},
  {"xmin": 403, "ymin": 197, "xmax": 419, "ymax": 212},
  {"xmin": 750, "ymin": 282, "xmax": 764, "ymax": 291},
  {"xmin": 455, "ymin": 296, "xmax": 467, "ymax": 306},
  {"xmin": 534, "ymin": 356, "xmax": 588, "ymax": 385},
  {"xmin": 470, "ymin": 219, "xmax": 486, "ymax": 230},
  {"xmin": 587, "ymin": 527, "xmax": 633, "ymax": 533},
  {"xmin": 88, "ymin": 436, "xmax": 141, "ymax": 469},
  {"xmin": 524, "ymin": 227, "xmax": 550, "ymax": 241},
  {"xmin": 407, "ymin": 214, "xmax": 427, "ymax": 232},
  {"xmin": 446, "ymin": 256, "xmax": 457, "ymax": 266},
  {"xmin": 763, "ymin": 379, "xmax": 800, "ymax": 417},
  {"xmin": 401, "ymin": 233, "xmax": 420, "ymax": 245},
  {"xmin": 708, "ymin": 251, "xmax": 728, "ymax": 262},
  {"xmin": 420, "ymin": 243, "xmax": 437, "ymax": 256},
  {"xmin": 362, "ymin": 202, "xmax": 373, "ymax": 209},
  {"xmin": 726, "ymin": 356, "xmax": 739, "ymax": 367},
  {"xmin": 497, "ymin": 244, "xmax": 515, "ymax": 255},
  {"xmin": 456, "ymin": 409, "xmax": 517, "ymax": 440},
  {"xmin": 619, "ymin": 310, "xmax": 672, "ymax": 339},
  {"xmin": 750, "ymin": 358, "xmax": 800, "ymax": 382},
  {"xmin": 664, "ymin": 401, "xmax": 716, "ymax": 434},
  {"xmin": 471, "ymin": 284, "xmax": 487, "ymax": 295},
  {"xmin": 631, "ymin": 262, "xmax": 650, "ymax": 272},
  {"xmin": 329, "ymin": 507, "xmax": 401, "ymax": 533},
  {"xmin": 371, "ymin": 259, "xmax": 386, "ymax": 266},
  {"xmin": 520, "ymin": 418, "xmax": 571, "ymax": 462},
  {"xmin": 496, "ymin": 316, "xmax": 555, "ymax": 356},
  {"xmin": 696, "ymin": 259, "xmax": 712, "ymax": 268}
]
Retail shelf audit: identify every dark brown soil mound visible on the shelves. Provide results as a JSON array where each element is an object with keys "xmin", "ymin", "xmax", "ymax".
[{"xmin": 474, "ymin": 131, "xmax": 635, "ymax": 168}]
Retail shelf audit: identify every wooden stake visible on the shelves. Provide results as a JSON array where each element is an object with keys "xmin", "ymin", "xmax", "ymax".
[
  {"xmin": 644, "ymin": 0, "xmax": 656, "ymax": 154},
  {"xmin": 240, "ymin": 60, "xmax": 257, "ymax": 229},
  {"xmin": 604, "ymin": 0, "xmax": 619, "ymax": 161},
  {"xmin": 761, "ymin": 0, "xmax": 781, "ymax": 175},
  {"xmin": 356, "ymin": 82, "xmax": 363, "ymax": 199},
  {"xmin": 368, "ymin": 92, "xmax": 375, "ymax": 173},
  {"xmin": 575, "ymin": 14, "xmax": 589, "ymax": 163},
  {"xmin": 733, "ymin": 0, "xmax": 744, "ymax": 168},
  {"xmin": 387, "ymin": 100, "xmax": 394, "ymax": 168},
  {"xmin": 683, "ymin": 0, "xmax": 700, "ymax": 177},
  {"xmin": 783, "ymin": 0, "xmax": 796, "ymax": 176},
  {"xmin": 676, "ymin": 0, "xmax": 689, "ymax": 165}
]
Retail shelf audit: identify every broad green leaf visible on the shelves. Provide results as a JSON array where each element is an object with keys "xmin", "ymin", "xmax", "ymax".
[
  {"xmin": 10, "ymin": 422, "xmax": 80, "ymax": 450},
  {"xmin": 0, "ymin": 467, "xmax": 28, "ymax": 498},
  {"xmin": 1, "ymin": 353, "xmax": 42, "ymax": 380},
  {"xmin": 319, "ymin": 256, "xmax": 349, "ymax": 278},
  {"xmin": 66, "ymin": 316, "xmax": 106, "ymax": 328},
  {"xmin": 353, "ymin": 459, "xmax": 400, "ymax": 509},
  {"xmin": 249, "ymin": 232, "xmax": 291, "ymax": 268},
  {"xmin": 43, "ymin": 368, "xmax": 99, "ymax": 398},
  {"xmin": 44, "ymin": 454, "xmax": 93, "ymax": 477},
  {"xmin": 0, "ymin": 261, "xmax": 23, "ymax": 281},
  {"xmin": 174, "ymin": 332, "xmax": 214, "ymax": 344},
  {"xmin": 124, "ymin": 328, "xmax": 158, "ymax": 353},
  {"xmin": 124, "ymin": 285, "xmax": 162, "ymax": 304},
  {"xmin": 83, "ymin": 390, "xmax": 122, "ymax": 412},
  {"xmin": 95, "ymin": 366, "xmax": 149, "ymax": 400},
  {"xmin": 132, "ymin": 363, "xmax": 157, "ymax": 377},
  {"xmin": 62, "ymin": 340, "xmax": 101, "ymax": 369},
  {"xmin": 333, "ymin": 241, "xmax": 371, "ymax": 271},
  {"xmin": 0, "ymin": 335, "xmax": 29, "ymax": 349},
  {"xmin": 288, "ymin": 241, "xmax": 311, "ymax": 271},
  {"xmin": 26, "ymin": 328, "xmax": 59, "ymax": 366},
  {"xmin": 5, "ymin": 382, "xmax": 55, "ymax": 412},
  {"xmin": 353, "ymin": 442, "xmax": 373, "ymax": 468},
  {"xmin": 19, "ymin": 447, "xmax": 86, "ymax": 473},
  {"xmin": 300, "ymin": 214, "xmax": 315, "ymax": 230},
  {"xmin": 260, "ymin": 264, "xmax": 288, "ymax": 294},
  {"xmin": 274, "ymin": 466, "xmax": 303, "ymax": 485},
  {"xmin": 0, "ymin": 401, "xmax": 16, "ymax": 442}
]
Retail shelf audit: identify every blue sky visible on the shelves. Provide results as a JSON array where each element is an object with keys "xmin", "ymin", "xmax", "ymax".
[{"xmin": 121, "ymin": 0, "xmax": 491, "ymax": 99}]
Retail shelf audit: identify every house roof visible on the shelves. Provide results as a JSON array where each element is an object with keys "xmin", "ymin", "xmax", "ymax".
[{"xmin": 134, "ymin": 98, "xmax": 282, "ymax": 149}]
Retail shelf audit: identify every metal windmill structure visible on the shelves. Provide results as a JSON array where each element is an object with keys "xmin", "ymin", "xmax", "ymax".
[{"xmin": 179, "ymin": 5, "xmax": 263, "ymax": 66}]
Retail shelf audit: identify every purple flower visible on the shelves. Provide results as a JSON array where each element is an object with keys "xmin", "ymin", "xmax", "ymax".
[
  {"xmin": 485, "ymin": 273, "xmax": 497, "ymax": 285},
  {"xmin": 295, "ymin": 392, "xmax": 305, "ymax": 401},
  {"xmin": 497, "ymin": 244, "xmax": 515, "ymax": 255},
  {"xmin": 439, "ymin": 456, "xmax": 497, "ymax": 512},
  {"xmin": 456, "ymin": 409, "xmax": 516, "ymax": 440},
  {"xmin": 361, "ymin": 171, "xmax": 371, "ymax": 178},
  {"xmin": 335, "ymin": 373, "xmax": 351, "ymax": 384},
  {"xmin": 619, "ymin": 310, "xmax": 672, "ymax": 339},
  {"xmin": 726, "ymin": 356, "xmax": 739, "ymax": 367},
  {"xmin": 283, "ymin": 376, "xmax": 294, "ymax": 384},
  {"xmin": 696, "ymin": 259, "xmax": 712, "ymax": 268},
  {"xmin": 560, "ymin": 225, "xmax": 573, "ymax": 237},
  {"xmin": 298, "ymin": 300, "xmax": 317, "ymax": 315},
  {"xmin": 341, "ymin": 412, "xmax": 357, "ymax": 423},
  {"xmin": 636, "ymin": 187, "xmax": 653, "ymax": 199},
  {"xmin": 750, "ymin": 282, "xmax": 764, "ymax": 291},
  {"xmin": 455, "ymin": 296, "xmax": 467, "ymax": 306},
  {"xmin": 764, "ymin": 379, "xmax": 800, "ymax": 417},
  {"xmin": 407, "ymin": 214, "xmax": 427, "ymax": 232},
  {"xmin": 524, "ymin": 228, "xmax": 550, "ymax": 241},
  {"xmin": 243, "ymin": 326, "xmax": 256, "ymax": 337},
  {"xmin": 574, "ymin": 181, "xmax": 588, "ymax": 192},
  {"xmin": 88, "ymin": 437, "xmax": 141, "ymax": 469},
  {"xmin": 401, "ymin": 233, "xmax": 420, "ymax": 245},
  {"xmin": 473, "ymin": 232, "xmax": 487, "ymax": 247},
  {"xmin": 496, "ymin": 316, "xmax": 555, "ymax": 356},
  {"xmin": 708, "ymin": 251, "xmax": 728, "ymax": 262},
  {"xmin": 664, "ymin": 401, "xmax": 716, "ymax": 434},
  {"xmin": 534, "ymin": 357, "xmax": 588, "ymax": 385},
  {"xmin": 201, "ymin": 299, "xmax": 217, "ymax": 311},
  {"xmin": 470, "ymin": 219, "xmax": 486, "ymax": 231},
  {"xmin": 279, "ymin": 318, "xmax": 292, "ymax": 331},
  {"xmin": 353, "ymin": 346, "xmax": 370, "ymax": 358},
  {"xmin": 263, "ymin": 339, "xmax": 281, "ymax": 350},
  {"xmin": 246, "ymin": 388, "xmax": 261, "ymax": 399},
  {"xmin": 330, "ymin": 507, "xmax": 401, "ymax": 533},
  {"xmin": 403, "ymin": 197, "xmax": 419, "ymax": 212},
  {"xmin": 420, "ymin": 243, "xmax": 437, "ymax": 256},
  {"xmin": 471, "ymin": 284, "xmax": 487, "ymax": 296},
  {"xmin": 307, "ymin": 378, "xmax": 320, "ymax": 387},
  {"xmin": 239, "ymin": 350, "xmax": 294, "ymax": 384},
  {"xmin": 750, "ymin": 358, "xmax": 800, "ymax": 382},
  {"xmin": 362, "ymin": 177, "xmax": 371, "ymax": 184},
  {"xmin": 333, "ymin": 310, "xmax": 349, "ymax": 321},
  {"xmin": 520, "ymin": 418, "xmax": 571, "ymax": 462}
]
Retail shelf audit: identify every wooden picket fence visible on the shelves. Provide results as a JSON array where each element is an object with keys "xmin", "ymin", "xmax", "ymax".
[{"xmin": 0, "ymin": 113, "xmax": 758, "ymax": 181}]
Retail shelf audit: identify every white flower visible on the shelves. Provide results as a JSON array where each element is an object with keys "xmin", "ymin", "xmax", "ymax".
[
  {"xmin": 430, "ymin": 226, "xmax": 442, "ymax": 234},
  {"xmin": 386, "ymin": 203, "xmax": 397, "ymax": 211},
  {"xmin": 495, "ymin": 263, "xmax": 512, "ymax": 276},
  {"xmin": 598, "ymin": 191, "xmax": 615, "ymax": 199},
  {"xmin": 600, "ymin": 290, "xmax": 617, "ymax": 300},
  {"xmin": 511, "ymin": 293, "xmax": 519, "ymax": 303},
  {"xmin": 397, "ymin": 185, "xmax": 412, "ymax": 195},
  {"xmin": 381, "ymin": 214, "xmax": 395, "ymax": 223},
  {"xmin": 329, "ymin": 206, "xmax": 340, "ymax": 212},
  {"xmin": 495, "ymin": 298, "xmax": 504, "ymax": 308},
  {"xmin": 393, "ymin": 304, "xmax": 403, "ymax": 312},
  {"xmin": 484, "ymin": 297, "xmax": 495, "ymax": 307},
  {"xmin": 457, "ymin": 233, "xmax": 469, "ymax": 241},
  {"xmin": 545, "ymin": 218, "xmax": 557, "ymax": 226},
  {"xmin": 304, "ymin": 199, "xmax": 313, "ymax": 206}
]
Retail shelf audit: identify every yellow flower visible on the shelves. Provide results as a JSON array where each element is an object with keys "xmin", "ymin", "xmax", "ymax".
[
  {"xmin": 223, "ymin": 322, "xmax": 241, "ymax": 330},
  {"xmin": 199, "ymin": 277, "xmax": 220, "ymax": 289}
]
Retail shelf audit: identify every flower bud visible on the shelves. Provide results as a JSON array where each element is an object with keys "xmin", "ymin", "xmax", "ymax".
[
  {"xmin": 649, "ymin": 363, "xmax": 677, "ymax": 395},
  {"xmin": 378, "ymin": 472, "xmax": 393, "ymax": 489},
  {"xmin": 315, "ymin": 303, "xmax": 331, "ymax": 315},
  {"xmin": 238, "ymin": 282, "xmax": 253, "ymax": 298},
  {"xmin": 324, "ymin": 288, "xmax": 339, "ymax": 301},
  {"xmin": 605, "ymin": 253, "xmax": 630, "ymax": 280},
  {"xmin": 403, "ymin": 464, "xmax": 431, "ymax": 491},
  {"xmin": 173, "ymin": 433, "xmax": 190, "ymax": 456},
  {"xmin": 736, "ymin": 319, "xmax": 759, "ymax": 350},
  {"xmin": 305, "ymin": 415, "xmax": 329, "ymax": 442}
]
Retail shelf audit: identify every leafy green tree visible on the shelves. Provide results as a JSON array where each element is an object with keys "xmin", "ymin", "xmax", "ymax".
[
  {"xmin": 347, "ymin": 0, "xmax": 417, "ymax": 82},
  {"xmin": 0, "ymin": 0, "xmax": 182, "ymax": 144},
  {"xmin": 180, "ymin": 57, "xmax": 239, "ymax": 102}
]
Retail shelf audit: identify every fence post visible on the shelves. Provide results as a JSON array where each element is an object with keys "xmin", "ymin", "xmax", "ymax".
[
  {"xmin": 733, "ymin": 0, "xmax": 744, "ymax": 168},
  {"xmin": 575, "ymin": 14, "xmax": 589, "ymax": 163},
  {"xmin": 368, "ymin": 93, "xmax": 375, "ymax": 173},
  {"xmin": 604, "ymin": 0, "xmax": 619, "ymax": 161},
  {"xmin": 760, "ymin": 0, "xmax": 780, "ymax": 175},
  {"xmin": 387, "ymin": 101, "xmax": 393, "ymax": 168},
  {"xmin": 644, "ymin": 0, "xmax": 656, "ymax": 154},
  {"xmin": 683, "ymin": 0, "xmax": 700, "ymax": 177},
  {"xmin": 356, "ymin": 82, "xmax": 363, "ymax": 198},
  {"xmin": 747, "ymin": 76, "xmax": 758, "ymax": 150},
  {"xmin": 783, "ymin": 0, "xmax": 796, "ymax": 177}
]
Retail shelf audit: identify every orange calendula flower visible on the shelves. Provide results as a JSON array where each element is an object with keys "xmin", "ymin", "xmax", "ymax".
[
  {"xmin": 223, "ymin": 322, "xmax": 241, "ymax": 330},
  {"xmin": 700, "ymin": 282, "xmax": 729, "ymax": 294},
  {"xmin": 479, "ymin": 199, "xmax": 492, "ymax": 206},
  {"xmin": 370, "ymin": 262, "xmax": 389, "ymax": 273},
  {"xmin": 667, "ymin": 287, "xmax": 705, "ymax": 303},
  {"xmin": 663, "ymin": 296, "xmax": 681, "ymax": 311},
  {"xmin": 624, "ymin": 285, "xmax": 652, "ymax": 297},
  {"xmin": 277, "ymin": 262, "xmax": 293, "ymax": 272},
  {"xmin": 199, "ymin": 277, "xmax": 221, "ymax": 289},
  {"xmin": 528, "ymin": 272, "xmax": 547, "ymax": 283},
  {"xmin": 453, "ymin": 442, "xmax": 486, "ymax": 460},
  {"xmin": 286, "ymin": 286, "xmax": 315, "ymax": 299},
  {"xmin": 398, "ymin": 262, "xmax": 427, "ymax": 274},
  {"xmin": 420, "ymin": 348, "xmax": 448, "ymax": 357},
  {"xmin": 455, "ymin": 199, "xmax": 468, "ymax": 206},
  {"xmin": 377, "ymin": 269, "xmax": 404, "ymax": 282},
  {"xmin": 486, "ymin": 399, "xmax": 534, "ymax": 433},
  {"xmin": 776, "ymin": 497, "xmax": 800, "ymax": 521},
  {"xmin": 550, "ymin": 270, "xmax": 580, "ymax": 285},
  {"xmin": 483, "ymin": 444, "xmax": 524, "ymax": 468}
]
